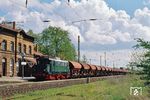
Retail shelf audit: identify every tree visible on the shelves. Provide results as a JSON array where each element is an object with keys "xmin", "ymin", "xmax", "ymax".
[
  {"xmin": 134, "ymin": 38, "xmax": 150, "ymax": 82},
  {"xmin": 27, "ymin": 29, "xmax": 41, "ymax": 52},
  {"xmin": 27, "ymin": 29, "xmax": 40, "ymax": 44},
  {"xmin": 128, "ymin": 50, "xmax": 145, "ymax": 72},
  {"xmin": 81, "ymin": 54, "xmax": 88, "ymax": 63},
  {"xmin": 38, "ymin": 26, "xmax": 76, "ymax": 61}
]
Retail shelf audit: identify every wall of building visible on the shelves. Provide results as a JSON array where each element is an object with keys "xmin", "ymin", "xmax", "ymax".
[
  {"xmin": 0, "ymin": 29, "xmax": 34, "ymax": 77},
  {"xmin": 0, "ymin": 32, "xmax": 16, "ymax": 76},
  {"xmin": 16, "ymin": 33, "xmax": 34, "ymax": 77},
  {"xmin": 16, "ymin": 33, "xmax": 34, "ymax": 56}
]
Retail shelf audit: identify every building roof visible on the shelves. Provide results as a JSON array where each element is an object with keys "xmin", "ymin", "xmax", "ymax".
[
  {"xmin": 16, "ymin": 55, "xmax": 36, "ymax": 65},
  {"xmin": 0, "ymin": 24, "xmax": 34, "ymax": 41},
  {"xmin": 0, "ymin": 24, "xmax": 19, "ymax": 32},
  {"xmin": 25, "ymin": 57, "xmax": 37, "ymax": 65},
  {"xmin": 69, "ymin": 61, "xmax": 82, "ymax": 69},
  {"xmin": 34, "ymin": 52, "xmax": 44, "ymax": 56}
]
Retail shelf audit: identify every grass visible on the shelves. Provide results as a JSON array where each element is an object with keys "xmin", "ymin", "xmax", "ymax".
[{"xmin": 7, "ymin": 74, "xmax": 150, "ymax": 100}]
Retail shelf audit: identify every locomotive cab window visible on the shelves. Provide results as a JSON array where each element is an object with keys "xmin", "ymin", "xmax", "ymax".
[
  {"xmin": 46, "ymin": 64, "xmax": 51, "ymax": 73},
  {"xmin": 48, "ymin": 59, "xmax": 69, "ymax": 74}
]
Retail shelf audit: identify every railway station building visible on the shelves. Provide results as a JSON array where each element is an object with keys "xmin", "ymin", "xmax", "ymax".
[{"xmin": 0, "ymin": 22, "xmax": 36, "ymax": 77}]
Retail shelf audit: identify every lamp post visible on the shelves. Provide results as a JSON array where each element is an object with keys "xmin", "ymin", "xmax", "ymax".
[
  {"xmin": 104, "ymin": 52, "xmax": 106, "ymax": 66},
  {"xmin": 88, "ymin": 58, "xmax": 96, "ymax": 64},
  {"xmin": 78, "ymin": 35, "xmax": 80, "ymax": 62},
  {"xmin": 21, "ymin": 53, "xmax": 26, "ymax": 79},
  {"xmin": 100, "ymin": 55, "xmax": 102, "ymax": 66}
]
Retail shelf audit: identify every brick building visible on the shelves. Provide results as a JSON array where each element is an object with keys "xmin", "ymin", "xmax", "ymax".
[{"xmin": 0, "ymin": 22, "xmax": 36, "ymax": 77}]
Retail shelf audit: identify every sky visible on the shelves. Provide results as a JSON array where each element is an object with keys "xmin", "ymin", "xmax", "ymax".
[
  {"xmin": 106, "ymin": 0, "xmax": 150, "ymax": 16},
  {"xmin": 0, "ymin": 0, "xmax": 150, "ymax": 67}
]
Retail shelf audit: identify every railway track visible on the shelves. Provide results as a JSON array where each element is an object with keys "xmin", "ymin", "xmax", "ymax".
[{"xmin": 0, "ymin": 75, "xmax": 125, "ymax": 99}]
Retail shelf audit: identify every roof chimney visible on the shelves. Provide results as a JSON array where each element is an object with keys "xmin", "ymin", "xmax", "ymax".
[{"xmin": 13, "ymin": 21, "xmax": 15, "ymax": 29}]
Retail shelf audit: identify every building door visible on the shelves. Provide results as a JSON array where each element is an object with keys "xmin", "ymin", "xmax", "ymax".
[
  {"xmin": 10, "ymin": 59, "xmax": 14, "ymax": 76},
  {"xmin": 2, "ymin": 58, "xmax": 7, "ymax": 76},
  {"xmin": 17, "ymin": 59, "xmax": 22, "ymax": 76}
]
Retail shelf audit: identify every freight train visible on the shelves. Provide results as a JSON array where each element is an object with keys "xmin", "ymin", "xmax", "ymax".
[{"xmin": 32, "ymin": 56, "xmax": 128, "ymax": 80}]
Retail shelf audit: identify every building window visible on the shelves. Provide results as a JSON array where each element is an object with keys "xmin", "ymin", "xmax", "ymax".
[
  {"xmin": 18, "ymin": 43, "xmax": 21, "ymax": 53},
  {"xmin": 29, "ymin": 46, "xmax": 32, "ymax": 54},
  {"xmin": 10, "ymin": 58, "xmax": 14, "ymax": 76},
  {"xmin": 2, "ymin": 40, "xmax": 7, "ymax": 51},
  {"xmin": 23, "ymin": 44, "xmax": 26, "ymax": 54},
  {"xmin": 10, "ymin": 41, "xmax": 14, "ymax": 52}
]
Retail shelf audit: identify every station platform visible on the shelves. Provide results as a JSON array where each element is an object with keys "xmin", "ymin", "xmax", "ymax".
[{"xmin": 0, "ymin": 76, "xmax": 35, "ymax": 83}]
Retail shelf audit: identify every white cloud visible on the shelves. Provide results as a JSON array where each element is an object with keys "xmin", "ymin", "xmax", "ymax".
[
  {"xmin": 133, "ymin": 7, "xmax": 150, "ymax": 27},
  {"xmin": 1, "ymin": 0, "xmax": 150, "ymax": 44},
  {"xmin": 112, "ymin": 30, "xmax": 131, "ymax": 42},
  {"xmin": 0, "ymin": 17, "xmax": 5, "ymax": 23}
]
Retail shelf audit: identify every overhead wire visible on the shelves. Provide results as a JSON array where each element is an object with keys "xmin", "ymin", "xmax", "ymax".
[
  {"xmin": 66, "ymin": 0, "xmax": 97, "ymax": 23},
  {"xmin": 7, "ymin": 0, "xmax": 88, "ymax": 26},
  {"xmin": 66, "ymin": 0, "xmax": 83, "ymax": 22}
]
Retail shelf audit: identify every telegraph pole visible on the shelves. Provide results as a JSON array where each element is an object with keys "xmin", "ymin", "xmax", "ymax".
[
  {"xmin": 113, "ymin": 61, "xmax": 115, "ymax": 68},
  {"xmin": 100, "ymin": 55, "xmax": 102, "ymax": 66},
  {"xmin": 89, "ymin": 59, "xmax": 91, "ymax": 64},
  {"xmin": 112, "ymin": 53, "xmax": 115, "ymax": 68},
  {"xmin": 104, "ymin": 52, "xmax": 106, "ymax": 66},
  {"xmin": 78, "ymin": 35, "xmax": 80, "ymax": 62},
  {"xmin": 26, "ymin": 0, "xmax": 28, "ymax": 8}
]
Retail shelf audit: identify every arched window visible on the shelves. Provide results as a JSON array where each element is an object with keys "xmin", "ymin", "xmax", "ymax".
[
  {"xmin": 10, "ymin": 58, "xmax": 14, "ymax": 76},
  {"xmin": 2, "ymin": 40, "xmax": 7, "ymax": 51},
  {"xmin": 23, "ymin": 44, "xmax": 26, "ymax": 54},
  {"xmin": 29, "ymin": 46, "xmax": 32, "ymax": 54},
  {"xmin": 10, "ymin": 41, "xmax": 14, "ymax": 52},
  {"xmin": 18, "ymin": 43, "xmax": 21, "ymax": 53}
]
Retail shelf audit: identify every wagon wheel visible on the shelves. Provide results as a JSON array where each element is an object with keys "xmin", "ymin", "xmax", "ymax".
[
  {"xmin": 55, "ymin": 76, "xmax": 59, "ymax": 80},
  {"xmin": 57, "ymin": 76, "xmax": 60, "ymax": 80}
]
